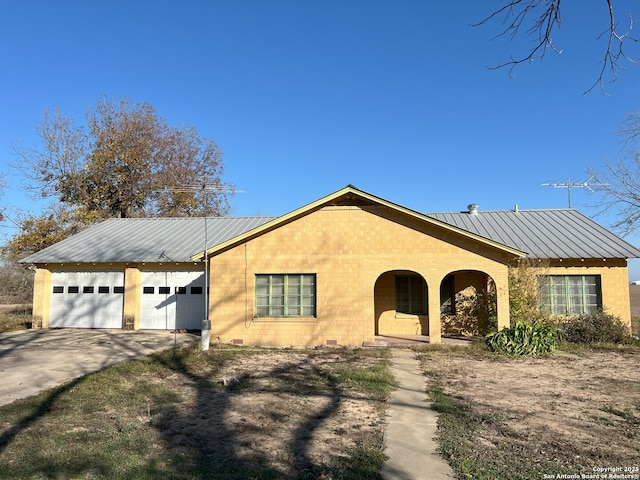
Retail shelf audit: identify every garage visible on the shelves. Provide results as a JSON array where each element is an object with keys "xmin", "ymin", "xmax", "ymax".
[
  {"xmin": 140, "ymin": 271, "xmax": 206, "ymax": 330},
  {"xmin": 50, "ymin": 271, "xmax": 124, "ymax": 328},
  {"xmin": 21, "ymin": 215, "xmax": 277, "ymax": 330}
]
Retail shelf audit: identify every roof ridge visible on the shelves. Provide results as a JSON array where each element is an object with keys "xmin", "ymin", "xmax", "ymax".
[
  {"xmin": 105, "ymin": 215, "xmax": 277, "ymax": 221},
  {"xmin": 426, "ymin": 208, "xmax": 577, "ymax": 214}
]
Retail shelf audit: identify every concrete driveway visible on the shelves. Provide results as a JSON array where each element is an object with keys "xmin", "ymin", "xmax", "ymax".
[{"xmin": 0, "ymin": 329, "xmax": 199, "ymax": 406}]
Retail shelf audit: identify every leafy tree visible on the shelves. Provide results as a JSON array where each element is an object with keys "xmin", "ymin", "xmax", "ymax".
[
  {"xmin": 476, "ymin": 1, "xmax": 638, "ymax": 93},
  {"xmin": 13, "ymin": 97, "xmax": 232, "ymax": 220},
  {"xmin": 1, "ymin": 204, "xmax": 106, "ymax": 302},
  {"xmin": 0, "ymin": 175, "xmax": 30, "ymax": 303},
  {"xmin": 3, "ymin": 205, "xmax": 88, "ymax": 260},
  {"xmin": 1, "ymin": 204, "xmax": 84, "ymax": 303},
  {"xmin": 588, "ymin": 113, "xmax": 640, "ymax": 235}
]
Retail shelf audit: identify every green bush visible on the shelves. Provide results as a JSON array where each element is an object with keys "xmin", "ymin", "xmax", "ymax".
[
  {"xmin": 485, "ymin": 321, "xmax": 558, "ymax": 356},
  {"xmin": 441, "ymin": 286, "xmax": 497, "ymax": 337},
  {"xmin": 508, "ymin": 259, "xmax": 551, "ymax": 326},
  {"xmin": 558, "ymin": 311, "xmax": 630, "ymax": 344}
]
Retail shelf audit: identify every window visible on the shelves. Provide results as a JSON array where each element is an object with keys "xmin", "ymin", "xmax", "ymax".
[
  {"xmin": 68, "ymin": 286, "xmax": 79, "ymax": 294},
  {"xmin": 191, "ymin": 287, "xmax": 203, "ymax": 295},
  {"xmin": 114, "ymin": 286, "xmax": 125, "ymax": 294},
  {"xmin": 396, "ymin": 275, "xmax": 427, "ymax": 315},
  {"xmin": 539, "ymin": 275, "xmax": 602, "ymax": 315},
  {"xmin": 143, "ymin": 286, "xmax": 155, "ymax": 294},
  {"xmin": 176, "ymin": 287, "xmax": 187, "ymax": 295},
  {"xmin": 255, "ymin": 274, "xmax": 316, "ymax": 317},
  {"xmin": 83, "ymin": 286, "xmax": 94, "ymax": 294},
  {"xmin": 98, "ymin": 286, "xmax": 110, "ymax": 294},
  {"xmin": 52, "ymin": 286, "xmax": 64, "ymax": 294},
  {"xmin": 158, "ymin": 287, "xmax": 171, "ymax": 295}
]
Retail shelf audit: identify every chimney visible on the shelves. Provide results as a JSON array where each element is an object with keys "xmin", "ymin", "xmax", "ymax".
[{"xmin": 468, "ymin": 204, "xmax": 479, "ymax": 215}]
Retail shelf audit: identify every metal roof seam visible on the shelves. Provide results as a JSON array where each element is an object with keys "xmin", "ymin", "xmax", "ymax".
[{"xmin": 20, "ymin": 210, "xmax": 640, "ymax": 264}]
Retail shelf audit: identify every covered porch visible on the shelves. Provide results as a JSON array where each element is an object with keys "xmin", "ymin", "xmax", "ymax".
[{"xmin": 373, "ymin": 268, "xmax": 507, "ymax": 343}]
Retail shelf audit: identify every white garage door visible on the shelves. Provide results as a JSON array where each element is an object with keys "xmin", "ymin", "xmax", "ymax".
[
  {"xmin": 139, "ymin": 271, "xmax": 206, "ymax": 330},
  {"xmin": 50, "ymin": 272, "xmax": 124, "ymax": 328}
]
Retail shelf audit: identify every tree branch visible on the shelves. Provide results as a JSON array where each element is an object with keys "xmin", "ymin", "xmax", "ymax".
[{"xmin": 474, "ymin": 0, "xmax": 638, "ymax": 94}]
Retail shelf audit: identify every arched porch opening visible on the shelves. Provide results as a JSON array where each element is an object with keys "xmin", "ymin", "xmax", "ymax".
[
  {"xmin": 374, "ymin": 270, "xmax": 429, "ymax": 336},
  {"xmin": 440, "ymin": 270, "xmax": 497, "ymax": 337}
]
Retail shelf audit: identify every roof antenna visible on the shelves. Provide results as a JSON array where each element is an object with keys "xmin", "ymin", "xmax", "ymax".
[
  {"xmin": 161, "ymin": 181, "xmax": 238, "ymax": 352},
  {"xmin": 540, "ymin": 175, "xmax": 607, "ymax": 208}
]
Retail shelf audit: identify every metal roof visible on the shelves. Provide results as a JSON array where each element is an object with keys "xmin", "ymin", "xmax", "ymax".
[
  {"xmin": 21, "ymin": 217, "xmax": 276, "ymax": 264},
  {"xmin": 426, "ymin": 209, "xmax": 640, "ymax": 259},
  {"xmin": 20, "ymin": 197, "xmax": 640, "ymax": 265}
]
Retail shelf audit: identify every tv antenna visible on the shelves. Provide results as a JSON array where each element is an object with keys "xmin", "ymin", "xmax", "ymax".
[
  {"xmin": 161, "ymin": 181, "xmax": 237, "ymax": 351},
  {"xmin": 541, "ymin": 175, "xmax": 607, "ymax": 208}
]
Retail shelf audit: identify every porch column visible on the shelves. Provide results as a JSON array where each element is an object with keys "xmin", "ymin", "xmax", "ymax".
[
  {"xmin": 123, "ymin": 266, "xmax": 141, "ymax": 330},
  {"xmin": 32, "ymin": 267, "xmax": 51, "ymax": 329},
  {"xmin": 428, "ymin": 287, "xmax": 441, "ymax": 344},
  {"xmin": 495, "ymin": 270, "xmax": 511, "ymax": 330}
]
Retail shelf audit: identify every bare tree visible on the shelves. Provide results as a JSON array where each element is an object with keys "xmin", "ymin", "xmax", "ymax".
[
  {"xmin": 474, "ymin": 0, "xmax": 638, "ymax": 94},
  {"xmin": 13, "ymin": 97, "xmax": 232, "ymax": 220},
  {"xmin": 588, "ymin": 113, "xmax": 640, "ymax": 235}
]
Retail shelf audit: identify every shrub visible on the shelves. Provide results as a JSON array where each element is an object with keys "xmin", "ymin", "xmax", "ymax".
[
  {"xmin": 441, "ymin": 286, "xmax": 497, "ymax": 337},
  {"xmin": 471, "ymin": 287, "xmax": 497, "ymax": 335},
  {"xmin": 485, "ymin": 321, "xmax": 558, "ymax": 356},
  {"xmin": 508, "ymin": 259, "xmax": 551, "ymax": 326},
  {"xmin": 558, "ymin": 311, "xmax": 630, "ymax": 344}
]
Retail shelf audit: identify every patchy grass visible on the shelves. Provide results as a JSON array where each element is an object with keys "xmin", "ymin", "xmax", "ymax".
[
  {"xmin": 416, "ymin": 344, "xmax": 640, "ymax": 480},
  {"xmin": 0, "ymin": 344, "xmax": 395, "ymax": 479},
  {"xmin": 0, "ymin": 305, "xmax": 32, "ymax": 333}
]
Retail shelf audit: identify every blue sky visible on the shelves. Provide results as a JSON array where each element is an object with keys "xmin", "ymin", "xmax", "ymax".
[{"xmin": 1, "ymin": 1, "xmax": 639, "ymax": 276}]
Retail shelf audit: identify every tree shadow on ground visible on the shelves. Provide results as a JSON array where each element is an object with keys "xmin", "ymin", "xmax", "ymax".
[
  {"xmin": 149, "ymin": 348, "xmax": 352, "ymax": 479},
  {"xmin": 0, "ymin": 343, "xmax": 385, "ymax": 479}
]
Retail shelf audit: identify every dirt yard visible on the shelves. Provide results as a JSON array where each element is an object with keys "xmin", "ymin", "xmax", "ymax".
[
  {"xmin": 417, "ymin": 346, "xmax": 640, "ymax": 476},
  {"xmin": 0, "ymin": 347, "xmax": 392, "ymax": 479},
  {"xmin": 150, "ymin": 350, "xmax": 387, "ymax": 474}
]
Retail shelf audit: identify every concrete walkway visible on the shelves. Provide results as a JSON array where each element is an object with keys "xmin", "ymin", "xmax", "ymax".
[{"xmin": 382, "ymin": 348, "xmax": 455, "ymax": 480}]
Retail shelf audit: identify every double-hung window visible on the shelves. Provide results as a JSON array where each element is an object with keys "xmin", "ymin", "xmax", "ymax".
[
  {"xmin": 539, "ymin": 275, "xmax": 602, "ymax": 315},
  {"xmin": 396, "ymin": 275, "xmax": 427, "ymax": 315},
  {"xmin": 255, "ymin": 274, "xmax": 316, "ymax": 317}
]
